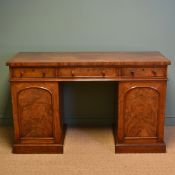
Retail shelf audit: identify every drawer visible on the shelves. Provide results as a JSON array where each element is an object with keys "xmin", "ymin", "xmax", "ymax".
[
  {"xmin": 57, "ymin": 67, "xmax": 118, "ymax": 78},
  {"xmin": 12, "ymin": 68, "xmax": 56, "ymax": 78},
  {"xmin": 121, "ymin": 67, "xmax": 166, "ymax": 78}
]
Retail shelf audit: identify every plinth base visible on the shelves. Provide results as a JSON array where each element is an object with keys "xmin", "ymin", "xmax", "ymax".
[{"xmin": 115, "ymin": 142, "xmax": 166, "ymax": 153}]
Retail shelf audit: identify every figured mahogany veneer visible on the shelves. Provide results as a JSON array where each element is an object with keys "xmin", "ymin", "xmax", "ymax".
[
  {"xmin": 7, "ymin": 52, "xmax": 171, "ymax": 154},
  {"xmin": 12, "ymin": 67, "xmax": 56, "ymax": 78},
  {"xmin": 57, "ymin": 67, "xmax": 118, "ymax": 78},
  {"xmin": 121, "ymin": 67, "xmax": 166, "ymax": 78}
]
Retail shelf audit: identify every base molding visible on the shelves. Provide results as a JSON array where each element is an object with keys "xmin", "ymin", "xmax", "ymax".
[
  {"xmin": 115, "ymin": 142, "xmax": 166, "ymax": 153},
  {"xmin": 12, "ymin": 125, "xmax": 66, "ymax": 154},
  {"xmin": 13, "ymin": 144, "xmax": 63, "ymax": 154}
]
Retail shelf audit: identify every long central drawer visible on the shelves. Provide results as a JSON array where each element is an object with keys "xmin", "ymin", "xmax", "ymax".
[{"xmin": 57, "ymin": 67, "xmax": 118, "ymax": 77}]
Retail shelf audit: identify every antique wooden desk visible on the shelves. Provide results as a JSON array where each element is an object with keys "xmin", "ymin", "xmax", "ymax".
[{"xmin": 7, "ymin": 52, "xmax": 171, "ymax": 154}]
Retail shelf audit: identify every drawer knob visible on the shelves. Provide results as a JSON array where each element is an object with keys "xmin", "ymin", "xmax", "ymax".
[
  {"xmin": 71, "ymin": 70, "xmax": 74, "ymax": 76},
  {"xmin": 130, "ymin": 71, "xmax": 135, "ymax": 76},
  {"xmin": 152, "ymin": 70, "xmax": 157, "ymax": 76},
  {"xmin": 42, "ymin": 72, "xmax": 46, "ymax": 77},
  {"xmin": 102, "ymin": 70, "xmax": 106, "ymax": 77},
  {"xmin": 20, "ymin": 71, "xmax": 24, "ymax": 77}
]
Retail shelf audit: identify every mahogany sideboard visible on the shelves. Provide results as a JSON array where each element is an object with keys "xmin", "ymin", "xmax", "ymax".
[{"xmin": 7, "ymin": 52, "xmax": 171, "ymax": 154}]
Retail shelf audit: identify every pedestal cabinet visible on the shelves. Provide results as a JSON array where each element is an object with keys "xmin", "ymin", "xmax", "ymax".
[
  {"xmin": 7, "ymin": 52, "xmax": 171, "ymax": 153},
  {"xmin": 116, "ymin": 81, "xmax": 166, "ymax": 153},
  {"xmin": 11, "ymin": 82, "xmax": 63, "ymax": 153}
]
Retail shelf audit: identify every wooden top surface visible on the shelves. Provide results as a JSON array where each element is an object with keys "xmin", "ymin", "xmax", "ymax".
[{"xmin": 7, "ymin": 52, "xmax": 171, "ymax": 67}]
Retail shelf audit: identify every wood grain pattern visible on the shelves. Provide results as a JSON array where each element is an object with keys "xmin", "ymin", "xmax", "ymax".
[
  {"xmin": 9, "ymin": 66, "xmax": 167, "ymax": 81},
  {"xmin": 58, "ymin": 67, "xmax": 118, "ymax": 77},
  {"xmin": 11, "ymin": 82, "xmax": 64, "ymax": 152},
  {"xmin": 7, "ymin": 52, "xmax": 171, "ymax": 67},
  {"xmin": 12, "ymin": 67, "xmax": 56, "ymax": 78},
  {"xmin": 124, "ymin": 87, "xmax": 159, "ymax": 138},
  {"xmin": 117, "ymin": 81, "xmax": 166, "ymax": 145},
  {"xmin": 121, "ymin": 67, "xmax": 166, "ymax": 78},
  {"xmin": 18, "ymin": 87, "xmax": 53, "ymax": 137}
]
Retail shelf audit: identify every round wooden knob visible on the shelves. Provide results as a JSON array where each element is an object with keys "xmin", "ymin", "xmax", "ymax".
[
  {"xmin": 102, "ymin": 70, "xmax": 106, "ymax": 77},
  {"xmin": 130, "ymin": 71, "xmax": 135, "ymax": 76},
  {"xmin": 42, "ymin": 72, "xmax": 46, "ymax": 77},
  {"xmin": 71, "ymin": 70, "xmax": 74, "ymax": 76},
  {"xmin": 152, "ymin": 70, "xmax": 157, "ymax": 76},
  {"xmin": 20, "ymin": 71, "xmax": 24, "ymax": 77}
]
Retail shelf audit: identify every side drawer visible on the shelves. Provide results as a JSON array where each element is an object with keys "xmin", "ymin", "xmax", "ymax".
[
  {"xmin": 11, "ymin": 67, "xmax": 56, "ymax": 78},
  {"xmin": 57, "ymin": 67, "xmax": 118, "ymax": 78},
  {"xmin": 121, "ymin": 67, "xmax": 166, "ymax": 78}
]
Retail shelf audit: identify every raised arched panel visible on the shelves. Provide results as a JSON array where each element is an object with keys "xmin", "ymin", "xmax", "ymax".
[
  {"xmin": 124, "ymin": 87, "xmax": 159, "ymax": 138},
  {"xmin": 17, "ymin": 87, "xmax": 53, "ymax": 138}
]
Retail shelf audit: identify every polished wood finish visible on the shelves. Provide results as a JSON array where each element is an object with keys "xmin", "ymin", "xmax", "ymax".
[
  {"xmin": 117, "ymin": 82, "xmax": 166, "ymax": 146},
  {"xmin": 11, "ymin": 82, "xmax": 64, "ymax": 153},
  {"xmin": 121, "ymin": 67, "xmax": 166, "ymax": 78},
  {"xmin": 58, "ymin": 67, "xmax": 118, "ymax": 78},
  {"xmin": 7, "ymin": 52, "xmax": 170, "ymax": 154},
  {"xmin": 7, "ymin": 52, "xmax": 170, "ymax": 67},
  {"xmin": 12, "ymin": 67, "xmax": 56, "ymax": 78}
]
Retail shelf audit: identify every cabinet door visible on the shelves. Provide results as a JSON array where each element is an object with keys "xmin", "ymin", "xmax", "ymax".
[
  {"xmin": 117, "ymin": 81, "xmax": 166, "ymax": 144},
  {"xmin": 11, "ymin": 82, "xmax": 62, "ymax": 144}
]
